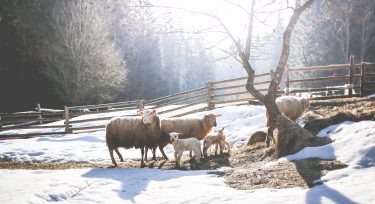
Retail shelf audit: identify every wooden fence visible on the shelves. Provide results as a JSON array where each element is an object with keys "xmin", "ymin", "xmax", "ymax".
[
  {"xmin": 1, "ymin": 57, "xmax": 374, "ymax": 138},
  {"xmin": 285, "ymin": 56, "xmax": 375, "ymax": 98},
  {"xmin": 0, "ymin": 104, "xmax": 65, "ymax": 129}
]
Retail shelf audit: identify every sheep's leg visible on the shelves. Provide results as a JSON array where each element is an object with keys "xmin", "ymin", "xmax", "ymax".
[
  {"xmin": 108, "ymin": 148, "xmax": 117, "ymax": 167},
  {"xmin": 140, "ymin": 147, "xmax": 145, "ymax": 168},
  {"xmin": 145, "ymin": 147, "xmax": 149, "ymax": 162},
  {"xmin": 194, "ymin": 148, "xmax": 201, "ymax": 163},
  {"xmin": 189, "ymin": 151, "xmax": 193, "ymax": 158},
  {"xmin": 114, "ymin": 148, "xmax": 124, "ymax": 162},
  {"xmin": 174, "ymin": 151, "xmax": 179, "ymax": 167},
  {"xmin": 215, "ymin": 143, "xmax": 218, "ymax": 155},
  {"xmin": 226, "ymin": 142, "xmax": 231, "ymax": 154},
  {"xmin": 152, "ymin": 146, "xmax": 157, "ymax": 161},
  {"xmin": 220, "ymin": 142, "xmax": 224, "ymax": 154},
  {"xmin": 177, "ymin": 152, "xmax": 183, "ymax": 167},
  {"xmin": 203, "ymin": 142, "xmax": 207, "ymax": 157},
  {"xmin": 159, "ymin": 145, "xmax": 169, "ymax": 160}
]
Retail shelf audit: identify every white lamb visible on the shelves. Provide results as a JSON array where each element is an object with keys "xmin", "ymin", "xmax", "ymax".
[{"xmin": 170, "ymin": 132, "xmax": 202, "ymax": 167}]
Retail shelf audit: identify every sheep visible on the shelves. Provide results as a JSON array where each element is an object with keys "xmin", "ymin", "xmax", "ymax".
[
  {"xmin": 219, "ymin": 132, "xmax": 231, "ymax": 155},
  {"xmin": 203, "ymin": 127, "xmax": 230, "ymax": 157},
  {"xmin": 151, "ymin": 113, "xmax": 221, "ymax": 160},
  {"xmin": 266, "ymin": 96, "xmax": 310, "ymax": 146},
  {"xmin": 105, "ymin": 109, "xmax": 161, "ymax": 167},
  {"xmin": 170, "ymin": 132, "xmax": 202, "ymax": 167}
]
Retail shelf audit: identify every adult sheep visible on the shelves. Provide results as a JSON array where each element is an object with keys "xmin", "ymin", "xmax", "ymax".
[
  {"xmin": 106, "ymin": 109, "xmax": 161, "ymax": 167},
  {"xmin": 147, "ymin": 113, "xmax": 221, "ymax": 160},
  {"xmin": 265, "ymin": 96, "xmax": 310, "ymax": 146},
  {"xmin": 267, "ymin": 96, "xmax": 310, "ymax": 126}
]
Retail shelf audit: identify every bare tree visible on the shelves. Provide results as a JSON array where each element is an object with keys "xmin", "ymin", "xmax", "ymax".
[{"xmin": 150, "ymin": 0, "xmax": 331, "ymax": 157}]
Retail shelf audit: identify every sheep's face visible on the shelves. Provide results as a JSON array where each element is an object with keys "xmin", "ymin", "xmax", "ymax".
[
  {"xmin": 215, "ymin": 127, "xmax": 225, "ymax": 137},
  {"xmin": 204, "ymin": 114, "xmax": 219, "ymax": 127},
  {"xmin": 215, "ymin": 127, "xmax": 224, "ymax": 133},
  {"xmin": 170, "ymin": 132, "xmax": 183, "ymax": 143},
  {"xmin": 141, "ymin": 109, "xmax": 157, "ymax": 124}
]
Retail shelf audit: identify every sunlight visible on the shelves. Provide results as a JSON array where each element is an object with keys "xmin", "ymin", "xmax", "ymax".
[{"xmin": 151, "ymin": 0, "xmax": 292, "ymax": 45}]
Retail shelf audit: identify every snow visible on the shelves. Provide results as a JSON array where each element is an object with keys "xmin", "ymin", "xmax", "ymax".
[
  {"xmin": 282, "ymin": 120, "xmax": 375, "ymax": 169},
  {"xmin": 0, "ymin": 105, "xmax": 266, "ymax": 164},
  {"xmin": 0, "ymin": 104, "xmax": 374, "ymax": 203}
]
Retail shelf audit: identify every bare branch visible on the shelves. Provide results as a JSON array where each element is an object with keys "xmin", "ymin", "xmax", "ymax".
[
  {"xmin": 219, "ymin": 0, "xmax": 252, "ymax": 16},
  {"xmin": 268, "ymin": 0, "xmax": 315, "ymax": 96},
  {"xmin": 205, "ymin": 36, "xmax": 230, "ymax": 50},
  {"xmin": 214, "ymin": 54, "xmax": 236, "ymax": 62}
]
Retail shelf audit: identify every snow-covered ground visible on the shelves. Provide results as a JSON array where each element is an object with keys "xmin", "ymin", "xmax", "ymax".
[
  {"xmin": 0, "ymin": 104, "xmax": 374, "ymax": 203},
  {"xmin": 0, "ymin": 105, "xmax": 266, "ymax": 163}
]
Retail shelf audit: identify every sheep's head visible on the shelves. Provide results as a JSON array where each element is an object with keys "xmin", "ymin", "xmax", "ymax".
[
  {"xmin": 215, "ymin": 127, "xmax": 224, "ymax": 133},
  {"xmin": 204, "ymin": 113, "xmax": 221, "ymax": 127},
  {"xmin": 170, "ymin": 132, "xmax": 183, "ymax": 143},
  {"xmin": 215, "ymin": 127, "xmax": 225, "ymax": 138},
  {"xmin": 301, "ymin": 98, "xmax": 310, "ymax": 111},
  {"xmin": 138, "ymin": 109, "xmax": 157, "ymax": 124}
]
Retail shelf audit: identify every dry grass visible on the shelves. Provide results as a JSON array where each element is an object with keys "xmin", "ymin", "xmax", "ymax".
[
  {"xmin": 222, "ymin": 144, "xmax": 347, "ymax": 190},
  {"xmin": 304, "ymin": 97, "xmax": 375, "ymax": 134}
]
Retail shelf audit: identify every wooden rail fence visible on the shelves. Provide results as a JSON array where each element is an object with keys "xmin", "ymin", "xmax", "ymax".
[{"xmin": 1, "ymin": 56, "xmax": 374, "ymax": 138}]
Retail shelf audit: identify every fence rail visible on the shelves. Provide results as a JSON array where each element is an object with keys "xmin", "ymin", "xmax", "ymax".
[{"xmin": 1, "ymin": 55, "xmax": 375, "ymax": 138}]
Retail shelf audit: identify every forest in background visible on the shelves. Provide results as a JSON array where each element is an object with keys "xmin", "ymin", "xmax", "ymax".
[
  {"xmin": 0, "ymin": 0, "xmax": 214, "ymax": 112},
  {"xmin": 0, "ymin": 0, "xmax": 374, "ymax": 112}
]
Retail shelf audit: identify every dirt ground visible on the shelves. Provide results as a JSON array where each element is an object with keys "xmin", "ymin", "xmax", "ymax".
[{"xmin": 0, "ymin": 97, "xmax": 373, "ymax": 190}]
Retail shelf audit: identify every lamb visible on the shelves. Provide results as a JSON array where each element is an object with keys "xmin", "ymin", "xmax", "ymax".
[
  {"xmin": 153, "ymin": 113, "xmax": 221, "ymax": 160},
  {"xmin": 266, "ymin": 96, "xmax": 310, "ymax": 146},
  {"xmin": 170, "ymin": 132, "xmax": 202, "ymax": 167},
  {"xmin": 105, "ymin": 109, "xmax": 161, "ymax": 167},
  {"xmin": 203, "ymin": 127, "xmax": 230, "ymax": 157}
]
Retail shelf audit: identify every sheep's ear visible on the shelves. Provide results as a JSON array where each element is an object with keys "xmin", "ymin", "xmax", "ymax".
[
  {"xmin": 138, "ymin": 111, "xmax": 144, "ymax": 116},
  {"xmin": 220, "ymin": 127, "xmax": 224, "ymax": 131},
  {"xmin": 152, "ymin": 109, "xmax": 157, "ymax": 113},
  {"xmin": 215, "ymin": 113, "xmax": 222, "ymax": 117}
]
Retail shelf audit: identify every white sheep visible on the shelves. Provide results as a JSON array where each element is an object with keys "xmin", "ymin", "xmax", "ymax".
[
  {"xmin": 203, "ymin": 127, "xmax": 230, "ymax": 157},
  {"xmin": 147, "ymin": 113, "xmax": 221, "ymax": 160},
  {"xmin": 170, "ymin": 132, "xmax": 202, "ymax": 167},
  {"xmin": 266, "ymin": 96, "xmax": 310, "ymax": 146},
  {"xmin": 105, "ymin": 109, "xmax": 161, "ymax": 167},
  {"xmin": 267, "ymin": 96, "xmax": 310, "ymax": 126}
]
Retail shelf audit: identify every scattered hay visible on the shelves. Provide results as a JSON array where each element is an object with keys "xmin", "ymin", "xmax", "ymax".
[{"xmin": 305, "ymin": 97, "xmax": 375, "ymax": 134}]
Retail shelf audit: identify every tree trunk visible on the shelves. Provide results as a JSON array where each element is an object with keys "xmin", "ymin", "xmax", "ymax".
[
  {"xmin": 272, "ymin": 115, "xmax": 332, "ymax": 158},
  {"xmin": 243, "ymin": 0, "xmax": 333, "ymax": 158}
]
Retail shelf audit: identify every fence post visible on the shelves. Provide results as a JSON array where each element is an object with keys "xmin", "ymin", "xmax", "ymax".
[
  {"xmin": 206, "ymin": 81, "xmax": 213, "ymax": 110},
  {"xmin": 36, "ymin": 103, "xmax": 43, "ymax": 125},
  {"xmin": 0, "ymin": 116, "xmax": 2, "ymax": 130},
  {"xmin": 138, "ymin": 99, "xmax": 145, "ymax": 111},
  {"xmin": 285, "ymin": 65, "xmax": 290, "ymax": 96},
  {"xmin": 64, "ymin": 106, "xmax": 70, "ymax": 133},
  {"xmin": 360, "ymin": 62, "xmax": 366, "ymax": 97},
  {"xmin": 348, "ymin": 55, "xmax": 354, "ymax": 97}
]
